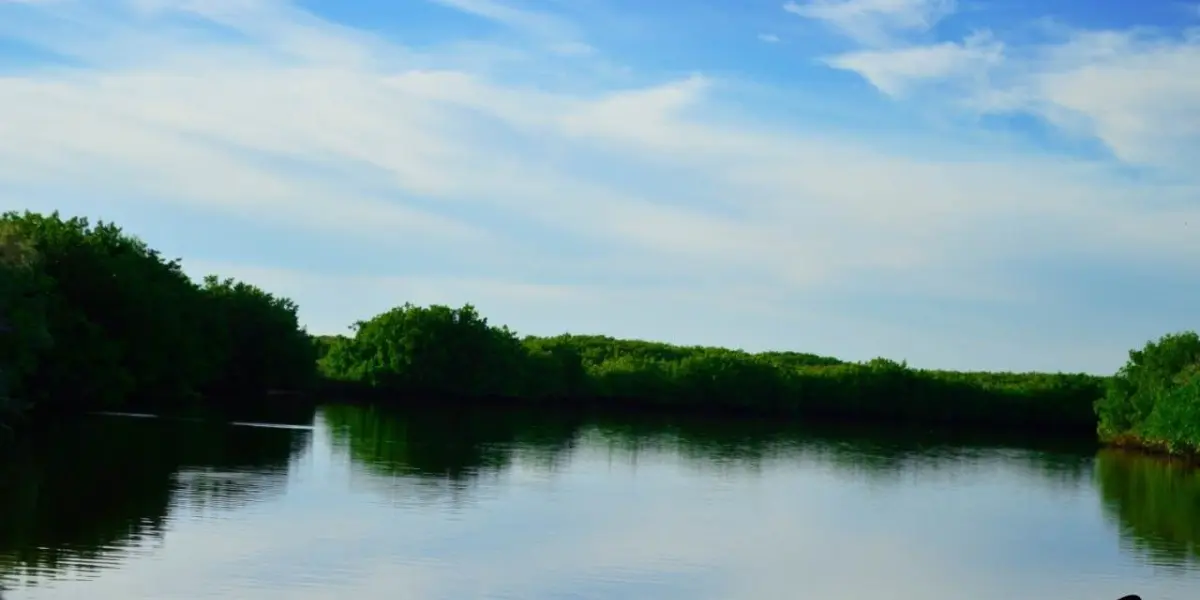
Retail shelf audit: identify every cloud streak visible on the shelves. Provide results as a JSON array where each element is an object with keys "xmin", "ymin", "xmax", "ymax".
[
  {"xmin": 825, "ymin": 30, "xmax": 1003, "ymax": 96},
  {"xmin": 784, "ymin": 0, "xmax": 957, "ymax": 46},
  {"xmin": 0, "ymin": 0, "xmax": 1197, "ymax": 372},
  {"xmin": 806, "ymin": 3, "xmax": 1200, "ymax": 173},
  {"xmin": 425, "ymin": 0, "xmax": 595, "ymax": 55}
]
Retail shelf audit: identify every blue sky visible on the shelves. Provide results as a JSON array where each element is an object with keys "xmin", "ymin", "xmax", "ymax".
[{"xmin": 0, "ymin": 0, "xmax": 1198, "ymax": 374}]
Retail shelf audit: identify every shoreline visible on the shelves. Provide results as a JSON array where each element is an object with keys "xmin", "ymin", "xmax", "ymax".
[
  {"xmin": 1100, "ymin": 434, "xmax": 1200, "ymax": 467},
  {"xmin": 311, "ymin": 377, "xmax": 1101, "ymax": 435},
  {"xmin": 2, "ymin": 211, "xmax": 1196, "ymax": 465}
]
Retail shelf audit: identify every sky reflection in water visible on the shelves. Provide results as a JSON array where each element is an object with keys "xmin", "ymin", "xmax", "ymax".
[{"xmin": 0, "ymin": 407, "xmax": 1196, "ymax": 600}]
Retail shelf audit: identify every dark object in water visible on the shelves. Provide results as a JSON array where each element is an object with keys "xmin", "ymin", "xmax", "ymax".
[{"xmin": 1117, "ymin": 596, "xmax": 1141, "ymax": 600}]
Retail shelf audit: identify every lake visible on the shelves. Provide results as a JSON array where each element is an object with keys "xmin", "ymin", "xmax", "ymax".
[{"xmin": 1, "ymin": 404, "xmax": 1198, "ymax": 600}]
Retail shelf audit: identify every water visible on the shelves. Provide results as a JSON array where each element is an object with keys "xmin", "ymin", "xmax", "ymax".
[{"xmin": 1, "ymin": 405, "xmax": 1198, "ymax": 600}]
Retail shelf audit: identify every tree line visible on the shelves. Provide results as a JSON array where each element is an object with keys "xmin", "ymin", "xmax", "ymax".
[
  {"xmin": 313, "ymin": 303, "xmax": 1106, "ymax": 432},
  {"xmin": 1, "ymin": 211, "xmax": 1196, "ymax": 456}
]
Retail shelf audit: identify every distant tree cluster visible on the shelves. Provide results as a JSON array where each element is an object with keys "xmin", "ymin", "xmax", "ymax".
[
  {"xmin": 315, "ymin": 304, "xmax": 1107, "ymax": 432},
  {"xmin": 0, "ymin": 211, "xmax": 316, "ymax": 430}
]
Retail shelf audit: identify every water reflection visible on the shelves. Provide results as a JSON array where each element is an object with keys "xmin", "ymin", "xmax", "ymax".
[
  {"xmin": 324, "ymin": 405, "xmax": 1098, "ymax": 483},
  {"xmin": 1095, "ymin": 449, "xmax": 1200, "ymax": 569},
  {"xmin": 0, "ymin": 413, "xmax": 312, "ymax": 590},
  {"xmin": 0, "ymin": 404, "xmax": 1197, "ymax": 599},
  {"xmin": 577, "ymin": 414, "xmax": 1097, "ymax": 483},
  {"xmin": 324, "ymin": 405, "xmax": 581, "ymax": 480}
]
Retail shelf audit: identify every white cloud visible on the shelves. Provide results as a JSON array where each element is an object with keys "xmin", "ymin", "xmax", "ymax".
[
  {"xmin": 1012, "ymin": 29, "xmax": 1200, "ymax": 168},
  {"xmin": 758, "ymin": 32, "xmax": 781, "ymax": 43},
  {"xmin": 823, "ymin": 25, "xmax": 1200, "ymax": 171},
  {"xmin": 783, "ymin": 0, "xmax": 957, "ymax": 46},
  {"xmin": 826, "ymin": 30, "xmax": 1003, "ymax": 96},
  {"xmin": 0, "ymin": 0, "xmax": 1197, "ymax": 371},
  {"xmin": 425, "ymin": 0, "xmax": 595, "ymax": 55}
]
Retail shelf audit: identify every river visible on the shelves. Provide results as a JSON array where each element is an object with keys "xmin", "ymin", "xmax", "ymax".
[{"xmin": 0, "ymin": 405, "xmax": 1197, "ymax": 599}]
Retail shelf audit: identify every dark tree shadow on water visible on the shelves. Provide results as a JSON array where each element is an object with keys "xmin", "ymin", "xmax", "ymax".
[
  {"xmin": 0, "ymin": 413, "xmax": 311, "ymax": 589},
  {"xmin": 1096, "ymin": 450, "xmax": 1200, "ymax": 571},
  {"xmin": 321, "ymin": 403, "xmax": 585, "ymax": 508},
  {"xmin": 322, "ymin": 403, "xmax": 1099, "ymax": 505}
]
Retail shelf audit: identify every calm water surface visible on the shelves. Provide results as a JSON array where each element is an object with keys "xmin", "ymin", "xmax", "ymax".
[{"xmin": 1, "ymin": 405, "xmax": 1198, "ymax": 600}]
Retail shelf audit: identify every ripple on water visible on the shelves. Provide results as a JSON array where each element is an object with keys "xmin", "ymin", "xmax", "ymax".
[{"xmin": 2, "ymin": 410, "xmax": 1199, "ymax": 600}]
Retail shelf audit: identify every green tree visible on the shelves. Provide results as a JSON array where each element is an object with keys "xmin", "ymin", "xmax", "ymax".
[
  {"xmin": 0, "ymin": 211, "xmax": 317, "ymax": 427},
  {"xmin": 320, "ymin": 303, "xmax": 527, "ymax": 398},
  {"xmin": 199, "ymin": 276, "xmax": 317, "ymax": 397},
  {"xmin": 1, "ymin": 211, "xmax": 212, "ymax": 412},
  {"xmin": 1096, "ymin": 332, "xmax": 1200, "ymax": 453},
  {"xmin": 0, "ymin": 223, "xmax": 52, "ymax": 437}
]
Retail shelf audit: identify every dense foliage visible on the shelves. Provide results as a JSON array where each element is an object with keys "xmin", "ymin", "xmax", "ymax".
[
  {"xmin": 6, "ymin": 210, "xmax": 1198, "ymax": 454},
  {"xmin": 0, "ymin": 211, "xmax": 316, "ymax": 431},
  {"xmin": 317, "ymin": 305, "xmax": 1106, "ymax": 432},
  {"xmin": 0, "ymin": 220, "xmax": 52, "ymax": 438},
  {"xmin": 1096, "ymin": 331, "xmax": 1200, "ymax": 454}
]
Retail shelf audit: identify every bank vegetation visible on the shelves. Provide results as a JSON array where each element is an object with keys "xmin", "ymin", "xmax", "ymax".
[{"xmin": 1, "ymin": 211, "xmax": 1196, "ymax": 456}]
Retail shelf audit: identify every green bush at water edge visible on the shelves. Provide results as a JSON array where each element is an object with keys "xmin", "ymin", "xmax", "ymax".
[{"xmin": 1096, "ymin": 332, "xmax": 1200, "ymax": 455}]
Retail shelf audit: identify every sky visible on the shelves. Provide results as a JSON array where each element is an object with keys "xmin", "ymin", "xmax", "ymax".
[{"xmin": 0, "ymin": 0, "xmax": 1197, "ymax": 374}]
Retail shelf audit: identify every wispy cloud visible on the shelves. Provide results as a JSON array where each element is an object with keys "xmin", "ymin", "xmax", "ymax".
[
  {"xmin": 0, "ymin": 0, "xmax": 1196, "ymax": 371},
  {"xmin": 997, "ymin": 28, "xmax": 1200, "ymax": 169},
  {"xmin": 758, "ymin": 32, "xmax": 781, "ymax": 43},
  {"xmin": 820, "ymin": 23, "xmax": 1200, "ymax": 171},
  {"xmin": 783, "ymin": 0, "xmax": 957, "ymax": 46},
  {"xmin": 825, "ymin": 29, "xmax": 1002, "ymax": 96},
  {"xmin": 784, "ymin": 0, "xmax": 1200, "ymax": 175},
  {"xmin": 426, "ymin": 0, "xmax": 595, "ymax": 55}
]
